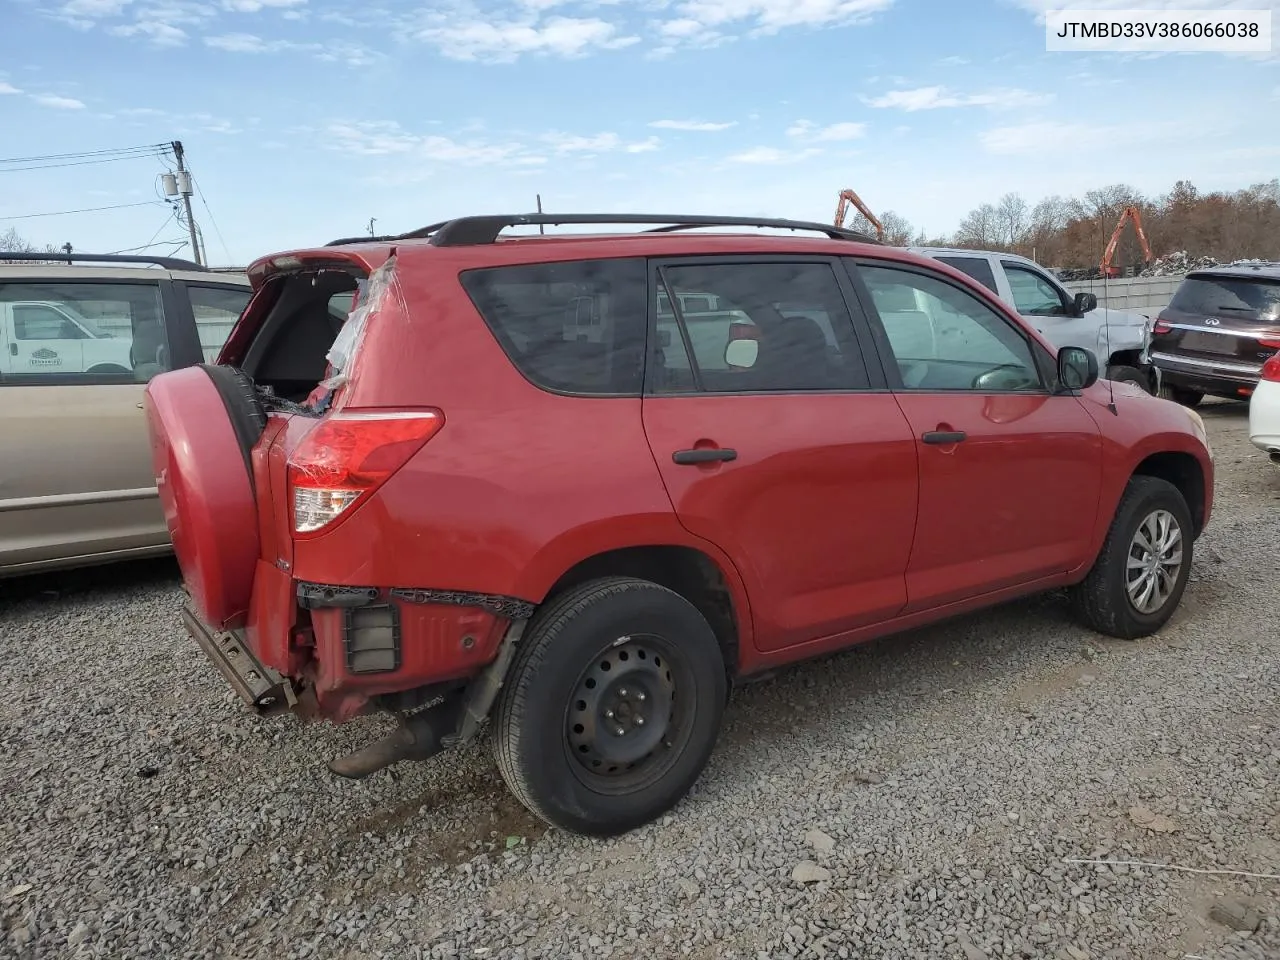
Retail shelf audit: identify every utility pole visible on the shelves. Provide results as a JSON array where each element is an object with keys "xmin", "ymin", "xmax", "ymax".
[
  {"xmin": 171, "ymin": 140, "xmax": 202, "ymax": 266},
  {"xmin": 367, "ymin": 217, "xmax": 377, "ymax": 237}
]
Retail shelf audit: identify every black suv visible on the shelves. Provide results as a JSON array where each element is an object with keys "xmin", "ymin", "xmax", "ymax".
[{"xmin": 1148, "ymin": 263, "xmax": 1280, "ymax": 407}]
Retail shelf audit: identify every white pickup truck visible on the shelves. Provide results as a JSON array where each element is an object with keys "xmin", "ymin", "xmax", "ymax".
[
  {"xmin": 908, "ymin": 246, "xmax": 1156, "ymax": 392},
  {"xmin": 0, "ymin": 300, "xmax": 135, "ymax": 376}
]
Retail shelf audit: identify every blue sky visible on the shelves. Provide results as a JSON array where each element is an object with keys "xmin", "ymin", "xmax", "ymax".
[{"xmin": 1, "ymin": 0, "xmax": 1278, "ymax": 266}]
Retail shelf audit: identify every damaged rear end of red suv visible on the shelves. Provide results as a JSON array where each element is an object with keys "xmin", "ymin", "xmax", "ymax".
[{"xmin": 145, "ymin": 243, "xmax": 532, "ymax": 781}]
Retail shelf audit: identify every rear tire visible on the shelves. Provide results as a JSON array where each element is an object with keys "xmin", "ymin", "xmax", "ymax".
[
  {"xmin": 1068, "ymin": 475, "xmax": 1194, "ymax": 639},
  {"xmin": 492, "ymin": 576, "xmax": 727, "ymax": 836},
  {"xmin": 1160, "ymin": 384, "xmax": 1203, "ymax": 408}
]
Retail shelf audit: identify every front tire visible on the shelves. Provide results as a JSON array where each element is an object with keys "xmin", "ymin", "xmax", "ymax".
[
  {"xmin": 1068, "ymin": 475, "xmax": 1194, "ymax": 639},
  {"xmin": 1106, "ymin": 364, "xmax": 1151, "ymax": 393},
  {"xmin": 1160, "ymin": 384, "xmax": 1203, "ymax": 408},
  {"xmin": 492, "ymin": 576, "xmax": 728, "ymax": 836}
]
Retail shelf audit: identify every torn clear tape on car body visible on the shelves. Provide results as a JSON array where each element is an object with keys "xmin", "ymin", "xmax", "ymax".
[{"xmin": 321, "ymin": 254, "xmax": 397, "ymax": 390}]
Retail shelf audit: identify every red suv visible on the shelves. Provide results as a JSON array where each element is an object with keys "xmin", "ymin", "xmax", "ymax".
[{"xmin": 144, "ymin": 213, "xmax": 1215, "ymax": 836}]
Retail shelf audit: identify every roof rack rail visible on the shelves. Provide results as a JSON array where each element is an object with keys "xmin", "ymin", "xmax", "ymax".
[
  {"xmin": 0, "ymin": 251, "xmax": 206, "ymax": 270},
  {"xmin": 409, "ymin": 213, "xmax": 883, "ymax": 247},
  {"xmin": 324, "ymin": 234, "xmax": 401, "ymax": 247}
]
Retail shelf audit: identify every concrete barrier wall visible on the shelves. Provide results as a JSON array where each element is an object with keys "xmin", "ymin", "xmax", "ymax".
[{"xmin": 1062, "ymin": 275, "xmax": 1185, "ymax": 314}]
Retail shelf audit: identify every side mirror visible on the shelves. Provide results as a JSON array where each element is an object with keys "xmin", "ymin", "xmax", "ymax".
[
  {"xmin": 1073, "ymin": 292, "xmax": 1097, "ymax": 317},
  {"xmin": 1057, "ymin": 346, "xmax": 1099, "ymax": 391},
  {"xmin": 724, "ymin": 338, "xmax": 759, "ymax": 369}
]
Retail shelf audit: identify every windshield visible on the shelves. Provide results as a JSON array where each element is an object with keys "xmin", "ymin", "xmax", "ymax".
[
  {"xmin": 59, "ymin": 304, "xmax": 108, "ymax": 337},
  {"xmin": 1169, "ymin": 275, "xmax": 1280, "ymax": 321}
]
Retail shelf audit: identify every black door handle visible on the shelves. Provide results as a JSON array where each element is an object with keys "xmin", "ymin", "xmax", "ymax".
[
  {"xmin": 922, "ymin": 430, "xmax": 967, "ymax": 444},
  {"xmin": 672, "ymin": 448, "xmax": 737, "ymax": 465}
]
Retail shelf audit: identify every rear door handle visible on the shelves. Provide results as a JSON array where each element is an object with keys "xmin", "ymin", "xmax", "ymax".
[
  {"xmin": 921, "ymin": 430, "xmax": 967, "ymax": 445},
  {"xmin": 672, "ymin": 448, "xmax": 737, "ymax": 464}
]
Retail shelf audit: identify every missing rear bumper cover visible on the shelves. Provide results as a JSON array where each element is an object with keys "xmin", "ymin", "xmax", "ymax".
[
  {"xmin": 296, "ymin": 581, "xmax": 535, "ymax": 621},
  {"xmin": 389, "ymin": 588, "xmax": 535, "ymax": 620},
  {"xmin": 345, "ymin": 604, "xmax": 402, "ymax": 675}
]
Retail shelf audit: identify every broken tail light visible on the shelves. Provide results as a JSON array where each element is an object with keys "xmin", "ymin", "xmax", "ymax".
[
  {"xmin": 1151, "ymin": 319, "xmax": 1172, "ymax": 335},
  {"xmin": 287, "ymin": 409, "xmax": 444, "ymax": 536}
]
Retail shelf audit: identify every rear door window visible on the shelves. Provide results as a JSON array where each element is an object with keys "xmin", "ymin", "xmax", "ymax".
[
  {"xmin": 0, "ymin": 281, "xmax": 169, "ymax": 383},
  {"xmin": 934, "ymin": 255, "xmax": 999, "ymax": 294},
  {"xmin": 186, "ymin": 283, "xmax": 253, "ymax": 362},
  {"xmin": 649, "ymin": 259, "xmax": 870, "ymax": 393},
  {"xmin": 459, "ymin": 258, "xmax": 648, "ymax": 395}
]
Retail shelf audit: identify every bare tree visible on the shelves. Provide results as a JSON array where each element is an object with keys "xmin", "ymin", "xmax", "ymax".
[
  {"xmin": 953, "ymin": 203, "xmax": 1000, "ymax": 248},
  {"xmin": 0, "ymin": 227, "xmax": 62, "ymax": 263},
  {"xmin": 995, "ymin": 192, "xmax": 1029, "ymax": 249}
]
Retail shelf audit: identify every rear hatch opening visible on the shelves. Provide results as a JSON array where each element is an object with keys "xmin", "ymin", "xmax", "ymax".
[{"xmin": 223, "ymin": 253, "xmax": 393, "ymax": 407}]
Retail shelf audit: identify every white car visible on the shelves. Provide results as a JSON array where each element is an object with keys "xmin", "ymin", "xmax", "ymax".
[
  {"xmin": 1248, "ymin": 353, "xmax": 1280, "ymax": 464},
  {"xmin": 908, "ymin": 246, "xmax": 1157, "ymax": 392},
  {"xmin": 0, "ymin": 299, "xmax": 136, "ymax": 376}
]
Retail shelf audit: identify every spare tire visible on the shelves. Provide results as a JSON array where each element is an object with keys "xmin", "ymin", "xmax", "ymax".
[{"xmin": 143, "ymin": 364, "xmax": 266, "ymax": 631}]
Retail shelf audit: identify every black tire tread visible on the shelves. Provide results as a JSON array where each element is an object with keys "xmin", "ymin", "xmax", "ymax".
[
  {"xmin": 1106, "ymin": 364, "xmax": 1148, "ymax": 391},
  {"xmin": 1068, "ymin": 474, "xmax": 1192, "ymax": 639},
  {"xmin": 492, "ymin": 576, "xmax": 716, "ymax": 833},
  {"xmin": 198, "ymin": 363, "xmax": 267, "ymax": 485}
]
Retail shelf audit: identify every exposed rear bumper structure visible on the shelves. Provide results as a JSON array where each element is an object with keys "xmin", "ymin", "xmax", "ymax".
[{"xmin": 181, "ymin": 602, "xmax": 295, "ymax": 716}]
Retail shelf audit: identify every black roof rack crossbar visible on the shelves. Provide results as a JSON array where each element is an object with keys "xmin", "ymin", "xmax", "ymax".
[
  {"xmin": 415, "ymin": 213, "xmax": 882, "ymax": 247},
  {"xmin": 324, "ymin": 234, "xmax": 401, "ymax": 247},
  {"xmin": 0, "ymin": 251, "xmax": 206, "ymax": 270}
]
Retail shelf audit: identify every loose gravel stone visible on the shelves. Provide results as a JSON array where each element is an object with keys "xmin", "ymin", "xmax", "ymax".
[{"xmin": 1, "ymin": 403, "xmax": 1278, "ymax": 960}]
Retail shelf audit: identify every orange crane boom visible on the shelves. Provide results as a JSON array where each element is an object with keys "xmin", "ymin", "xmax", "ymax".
[
  {"xmin": 1100, "ymin": 205, "xmax": 1153, "ymax": 277},
  {"xmin": 834, "ymin": 187, "xmax": 884, "ymax": 242}
]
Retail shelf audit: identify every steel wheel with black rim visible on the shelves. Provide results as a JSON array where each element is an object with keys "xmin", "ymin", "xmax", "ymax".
[
  {"xmin": 492, "ymin": 576, "xmax": 728, "ymax": 836},
  {"xmin": 1068, "ymin": 475, "xmax": 1195, "ymax": 639}
]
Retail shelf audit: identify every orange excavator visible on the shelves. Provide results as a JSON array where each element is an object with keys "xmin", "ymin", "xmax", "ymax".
[
  {"xmin": 1100, "ymin": 205, "xmax": 1154, "ymax": 277},
  {"xmin": 834, "ymin": 187, "xmax": 885, "ymax": 242}
]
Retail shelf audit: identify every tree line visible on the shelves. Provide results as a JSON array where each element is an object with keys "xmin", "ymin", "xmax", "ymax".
[{"xmin": 845, "ymin": 178, "xmax": 1280, "ymax": 272}]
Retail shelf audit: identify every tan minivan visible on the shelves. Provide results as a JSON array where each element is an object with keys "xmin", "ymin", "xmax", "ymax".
[{"xmin": 0, "ymin": 253, "xmax": 255, "ymax": 577}]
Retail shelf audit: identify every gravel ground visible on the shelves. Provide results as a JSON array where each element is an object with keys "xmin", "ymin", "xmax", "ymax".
[{"xmin": 3, "ymin": 401, "xmax": 1279, "ymax": 960}]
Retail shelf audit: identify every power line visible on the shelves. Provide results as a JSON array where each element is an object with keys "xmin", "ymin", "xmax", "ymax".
[
  {"xmin": 0, "ymin": 152, "xmax": 171, "ymax": 174},
  {"xmin": 0, "ymin": 143, "xmax": 171, "ymax": 165},
  {"xmin": 191, "ymin": 175, "xmax": 232, "ymax": 265},
  {"xmin": 0, "ymin": 200, "xmax": 166, "ymax": 221}
]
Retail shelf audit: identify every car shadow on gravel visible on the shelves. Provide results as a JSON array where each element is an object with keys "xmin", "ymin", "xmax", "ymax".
[{"xmin": 0, "ymin": 556, "xmax": 181, "ymax": 609}]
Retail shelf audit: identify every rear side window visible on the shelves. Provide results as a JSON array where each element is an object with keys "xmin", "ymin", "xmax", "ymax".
[
  {"xmin": 0, "ymin": 280, "xmax": 169, "ymax": 384},
  {"xmin": 460, "ymin": 258, "xmax": 648, "ymax": 396},
  {"xmin": 187, "ymin": 283, "xmax": 252, "ymax": 362},
  {"xmin": 934, "ymin": 255, "xmax": 999, "ymax": 294},
  {"xmin": 1169, "ymin": 275, "xmax": 1280, "ymax": 321}
]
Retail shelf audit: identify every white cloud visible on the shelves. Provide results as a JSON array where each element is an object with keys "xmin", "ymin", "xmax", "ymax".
[
  {"xmin": 542, "ymin": 131, "xmax": 663, "ymax": 155},
  {"xmin": 786, "ymin": 119, "xmax": 866, "ymax": 141},
  {"xmin": 220, "ymin": 0, "xmax": 305, "ymax": 10},
  {"xmin": 109, "ymin": 19, "xmax": 187, "ymax": 43},
  {"xmin": 649, "ymin": 119, "xmax": 737, "ymax": 131},
  {"xmin": 32, "ymin": 94, "xmax": 86, "ymax": 109},
  {"xmin": 938, "ymin": 54, "xmax": 968, "ymax": 65},
  {"xmin": 865, "ymin": 85, "xmax": 1052, "ymax": 111},
  {"xmin": 655, "ymin": 0, "xmax": 894, "ymax": 50},
  {"xmin": 728, "ymin": 145, "xmax": 823, "ymax": 164},
  {"xmin": 204, "ymin": 31, "xmax": 285, "ymax": 51},
  {"xmin": 979, "ymin": 118, "xmax": 1192, "ymax": 155},
  {"xmin": 0, "ymin": 82, "xmax": 21, "ymax": 95},
  {"xmin": 415, "ymin": 14, "xmax": 640, "ymax": 62}
]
